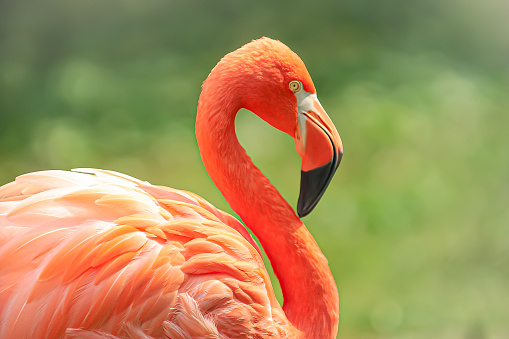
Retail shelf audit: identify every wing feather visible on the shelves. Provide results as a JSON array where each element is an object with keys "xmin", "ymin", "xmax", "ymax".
[
  {"xmin": 38, "ymin": 225, "xmax": 107, "ymax": 282},
  {"xmin": 90, "ymin": 232, "xmax": 147, "ymax": 267}
]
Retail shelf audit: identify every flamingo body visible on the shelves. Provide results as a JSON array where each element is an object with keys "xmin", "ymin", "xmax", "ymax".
[
  {"xmin": 0, "ymin": 169, "xmax": 294, "ymax": 338},
  {"xmin": 0, "ymin": 38, "xmax": 342, "ymax": 338}
]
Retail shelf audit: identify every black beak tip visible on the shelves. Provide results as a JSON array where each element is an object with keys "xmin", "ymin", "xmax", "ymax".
[
  {"xmin": 297, "ymin": 205, "xmax": 312, "ymax": 218},
  {"xmin": 297, "ymin": 158, "xmax": 339, "ymax": 218},
  {"xmin": 297, "ymin": 204, "xmax": 308, "ymax": 218}
]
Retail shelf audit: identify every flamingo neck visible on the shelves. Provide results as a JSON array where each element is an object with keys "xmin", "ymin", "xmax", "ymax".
[{"xmin": 196, "ymin": 85, "xmax": 339, "ymax": 339}]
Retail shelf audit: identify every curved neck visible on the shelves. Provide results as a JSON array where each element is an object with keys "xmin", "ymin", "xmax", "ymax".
[{"xmin": 196, "ymin": 83, "xmax": 339, "ymax": 339}]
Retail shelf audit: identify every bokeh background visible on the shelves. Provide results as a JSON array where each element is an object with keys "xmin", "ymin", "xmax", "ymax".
[{"xmin": 1, "ymin": 1, "xmax": 508, "ymax": 338}]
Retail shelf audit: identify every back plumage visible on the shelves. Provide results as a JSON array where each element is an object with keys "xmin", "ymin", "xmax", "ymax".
[{"xmin": 0, "ymin": 169, "xmax": 293, "ymax": 338}]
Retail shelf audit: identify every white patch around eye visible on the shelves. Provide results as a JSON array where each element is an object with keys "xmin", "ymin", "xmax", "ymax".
[
  {"xmin": 294, "ymin": 88, "xmax": 320, "ymax": 147},
  {"xmin": 296, "ymin": 91, "xmax": 318, "ymax": 114}
]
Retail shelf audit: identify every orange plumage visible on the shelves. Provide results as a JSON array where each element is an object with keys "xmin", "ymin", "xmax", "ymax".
[{"xmin": 0, "ymin": 38, "xmax": 342, "ymax": 338}]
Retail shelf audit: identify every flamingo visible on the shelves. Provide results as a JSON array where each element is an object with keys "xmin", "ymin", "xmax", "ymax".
[{"xmin": 0, "ymin": 37, "xmax": 343, "ymax": 339}]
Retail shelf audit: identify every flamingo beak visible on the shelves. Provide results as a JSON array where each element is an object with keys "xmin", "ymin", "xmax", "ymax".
[{"xmin": 294, "ymin": 92, "xmax": 343, "ymax": 218}]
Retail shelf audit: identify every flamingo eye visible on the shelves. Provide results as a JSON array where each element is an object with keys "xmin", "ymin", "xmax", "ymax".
[{"xmin": 289, "ymin": 80, "xmax": 301, "ymax": 93}]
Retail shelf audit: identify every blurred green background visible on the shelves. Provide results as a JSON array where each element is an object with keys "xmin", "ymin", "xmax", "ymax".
[{"xmin": 1, "ymin": 0, "xmax": 508, "ymax": 338}]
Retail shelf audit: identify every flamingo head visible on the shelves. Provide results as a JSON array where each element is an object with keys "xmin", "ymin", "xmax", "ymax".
[{"xmin": 210, "ymin": 37, "xmax": 343, "ymax": 217}]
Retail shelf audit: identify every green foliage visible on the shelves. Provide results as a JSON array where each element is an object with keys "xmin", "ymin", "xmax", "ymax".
[{"xmin": 1, "ymin": 1, "xmax": 508, "ymax": 337}]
